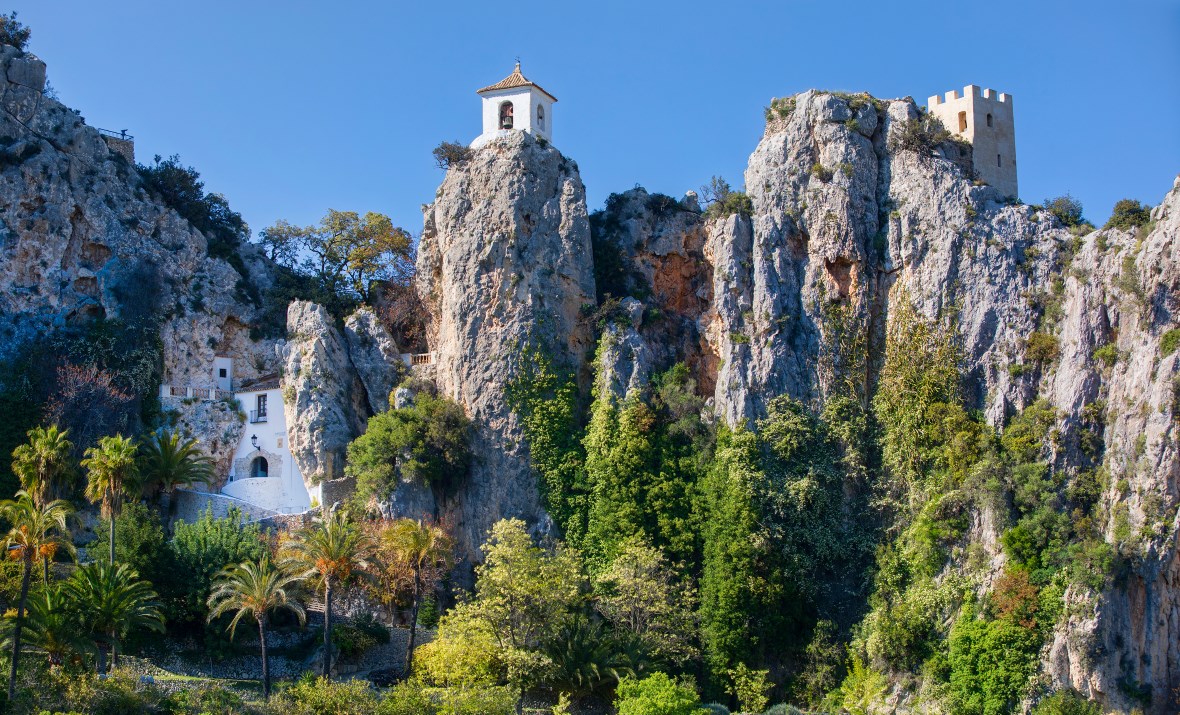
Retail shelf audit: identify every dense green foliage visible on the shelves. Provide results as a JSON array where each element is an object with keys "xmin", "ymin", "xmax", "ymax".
[
  {"xmin": 583, "ymin": 358, "xmax": 706, "ymax": 571},
  {"xmin": 137, "ymin": 155, "xmax": 249, "ymax": 266},
  {"xmin": 0, "ymin": 11, "xmax": 30, "ymax": 51},
  {"xmin": 506, "ymin": 347, "xmax": 589, "ymax": 541},
  {"xmin": 614, "ymin": 672, "xmax": 704, "ymax": 715},
  {"xmin": 1043, "ymin": 194, "xmax": 1086, "ymax": 228},
  {"xmin": 167, "ymin": 507, "xmax": 269, "ymax": 627},
  {"xmin": 346, "ymin": 389, "xmax": 472, "ymax": 505},
  {"xmin": 1104, "ymin": 198, "xmax": 1151, "ymax": 231},
  {"xmin": 0, "ymin": 317, "xmax": 164, "ymax": 498}
]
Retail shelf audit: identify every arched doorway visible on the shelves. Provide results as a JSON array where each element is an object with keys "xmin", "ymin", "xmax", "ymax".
[
  {"xmin": 499, "ymin": 101, "xmax": 514, "ymax": 129},
  {"xmin": 251, "ymin": 456, "xmax": 269, "ymax": 479}
]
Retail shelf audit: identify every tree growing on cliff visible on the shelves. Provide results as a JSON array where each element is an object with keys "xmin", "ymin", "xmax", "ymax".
[
  {"xmin": 0, "ymin": 12, "xmax": 30, "ymax": 52},
  {"xmin": 258, "ymin": 209, "xmax": 414, "ymax": 305},
  {"xmin": 345, "ymin": 390, "xmax": 473, "ymax": 506}
]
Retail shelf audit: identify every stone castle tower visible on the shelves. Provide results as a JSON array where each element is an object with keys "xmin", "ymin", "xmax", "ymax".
[
  {"xmin": 472, "ymin": 62, "xmax": 557, "ymax": 148},
  {"xmin": 928, "ymin": 85, "xmax": 1017, "ymax": 198}
]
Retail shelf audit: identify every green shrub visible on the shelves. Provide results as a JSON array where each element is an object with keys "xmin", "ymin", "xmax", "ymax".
[
  {"xmin": 271, "ymin": 674, "xmax": 379, "ymax": 715},
  {"xmin": 432, "ymin": 141, "xmax": 473, "ymax": 170},
  {"xmin": 346, "ymin": 390, "xmax": 473, "ymax": 505},
  {"xmin": 1025, "ymin": 332, "xmax": 1060, "ymax": 365},
  {"xmin": 0, "ymin": 12, "xmax": 30, "ymax": 51},
  {"xmin": 947, "ymin": 605, "xmax": 1040, "ymax": 715},
  {"xmin": 137, "ymin": 155, "xmax": 249, "ymax": 263},
  {"xmin": 1030, "ymin": 690, "xmax": 1101, "ymax": 715},
  {"xmin": 764, "ymin": 97, "xmax": 796, "ymax": 122},
  {"xmin": 1043, "ymin": 195, "xmax": 1085, "ymax": 228},
  {"xmin": 889, "ymin": 113, "xmax": 951, "ymax": 156},
  {"xmin": 1104, "ymin": 199, "xmax": 1151, "ymax": 231},
  {"xmin": 811, "ymin": 162, "xmax": 833, "ymax": 182},
  {"xmin": 700, "ymin": 704, "xmax": 729, "ymax": 715},
  {"xmin": 332, "ymin": 623, "xmax": 380, "ymax": 659},
  {"xmin": 164, "ymin": 683, "xmax": 252, "ymax": 714},
  {"xmin": 1160, "ymin": 328, "xmax": 1180, "ymax": 358},
  {"xmin": 763, "ymin": 705, "xmax": 803, "ymax": 715},
  {"xmin": 615, "ymin": 673, "xmax": 704, "ymax": 715},
  {"xmin": 707, "ymin": 191, "xmax": 754, "ymax": 220},
  {"xmin": 1092, "ymin": 343, "xmax": 1119, "ymax": 367},
  {"xmin": 166, "ymin": 506, "xmax": 269, "ymax": 626}
]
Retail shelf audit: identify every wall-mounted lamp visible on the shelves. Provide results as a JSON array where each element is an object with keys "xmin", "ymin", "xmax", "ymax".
[{"xmin": 251, "ymin": 434, "xmax": 258, "ymax": 451}]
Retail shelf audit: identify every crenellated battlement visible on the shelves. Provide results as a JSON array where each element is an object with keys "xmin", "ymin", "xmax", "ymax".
[{"xmin": 928, "ymin": 84, "xmax": 1011, "ymax": 108}]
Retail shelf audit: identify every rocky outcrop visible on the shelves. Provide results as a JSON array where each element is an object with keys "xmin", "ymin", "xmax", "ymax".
[
  {"xmin": 280, "ymin": 301, "xmax": 368, "ymax": 485},
  {"xmin": 344, "ymin": 306, "xmax": 403, "ymax": 414},
  {"xmin": 702, "ymin": 88, "xmax": 1180, "ymax": 712},
  {"xmin": 0, "ymin": 45, "xmax": 278, "ymax": 467},
  {"xmin": 416, "ymin": 130, "xmax": 596, "ymax": 565},
  {"xmin": 591, "ymin": 188, "xmax": 713, "ymax": 390}
]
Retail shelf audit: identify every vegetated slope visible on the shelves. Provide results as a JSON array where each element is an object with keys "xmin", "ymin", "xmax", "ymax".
[{"xmin": 574, "ymin": 90, "xmax": 1179, "ymax": 712}]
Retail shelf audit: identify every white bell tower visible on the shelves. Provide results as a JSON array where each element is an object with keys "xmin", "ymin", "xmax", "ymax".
[{"xmin": 473, "ymin": 63, "xmax": 557, "ymax": 149}]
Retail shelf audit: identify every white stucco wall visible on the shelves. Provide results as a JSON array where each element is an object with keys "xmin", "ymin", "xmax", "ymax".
[
  {"xmin": 928, "ymin": 85, "xmax": 1018, "ymax": 198},
  {"xmin": 222, "ymin": 387, "xmax": 311, "ymax": 514},
  {"xmin": 213, "ymin": 356, "xmax": 233, "ymax": 392},
  {"xmin": 474, "ymin": 86, "xmax": 554, "ymax": 147}
]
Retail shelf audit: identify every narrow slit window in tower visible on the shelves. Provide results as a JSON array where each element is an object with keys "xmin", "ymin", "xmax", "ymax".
[
  {"xmin": 986, "ymin": 113, "xmax": 993, "ymax": 128},
  {"xmin": 997, "ymin": 154, "xmax": 1002, "ymax": 167},
  {"xmin": 537, "ymin": 104, "xmax": 545, "ymax": 129},
  {"xmin": 958, "ymin": 111, "xmax": 967, "ymax": 132}
]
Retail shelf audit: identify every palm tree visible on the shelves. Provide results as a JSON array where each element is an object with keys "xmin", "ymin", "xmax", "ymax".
[
  {"xmin": 3, "ymin": 584, "xmax": 93, "ymax": 668},
  {"xmin": 207, "ymin": 557, "xmax": 306, "ymax": 700},
  {"xmin": 66, "ymin": 562, "xmax": 164, "ymax": 674},
  {"xmin": 282, "ymin": 510, "xmax": 369, "ymax": 679},
  {"xmin": 82, "ymin": 434, "xmax": 139, "ymax": 565},
  {"xmin": 377, "ymin": 518, "xmax": 452, "ymax": 674},
  {"xmin": 0, "ymin": 492, "xmax": 73, "ymax": 698},
  {"xmin": 11, "ymin": 425, "xmax": 76, "ymax": 508},
  {"xmin": 136, "ymin": 430, "xmax": 214, "ymax": 514}
]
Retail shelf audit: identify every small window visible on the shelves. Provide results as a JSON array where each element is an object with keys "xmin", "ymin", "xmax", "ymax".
[
  {"xmin": 957, "ymin": 111, "xmax": 967, "ymax": 132},
  {"xmin": 997, "ymin": 154, "xmax": 1002, "ymax": 167},
  {"xmin": 986, "ymin": 113, "xmax": 993, "ymax": 128},
  {"xmin": 257, "ymin": 394, "xmax": 267, "ymax": 417},
  {"xmin": 499, "ymin": 101, "xmax": 514, "ymax": 129},
  {"xmin": 537, "ymin": 104, "xmax": 545, "ymax": 129},
  {"xmin": 219, "ymin": 368, "xmax": 227, "ymax": 378}
]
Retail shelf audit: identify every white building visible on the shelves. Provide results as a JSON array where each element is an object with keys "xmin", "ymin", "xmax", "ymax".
[
  {"xmin": 223, "ymin": 373, "xmax": 313, "ymax": 514},
  {"xmin": 472, "ymin": 62, "xmax": 557, "ymax": 149}
]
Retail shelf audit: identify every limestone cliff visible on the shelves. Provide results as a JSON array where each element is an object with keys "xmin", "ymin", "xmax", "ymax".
[
  {"xmin": 700, "ymin": 89, "xmax": 1179, "ymax": 713},
  {"xmin": 415, "ymin": 130, "xmax": 596, "ymax": 565},
  {"xmin": 0, "ymin": 45, "xmax": 278, "ymax": 470}
]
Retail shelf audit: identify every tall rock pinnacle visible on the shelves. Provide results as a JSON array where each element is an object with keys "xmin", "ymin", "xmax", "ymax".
[{"xmin": 416, "ymin": 131, "xmax": 596, "ymax": 565}]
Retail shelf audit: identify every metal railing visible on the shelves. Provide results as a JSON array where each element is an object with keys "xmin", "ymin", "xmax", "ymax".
[
  {"xmin": 249, "ymin": 410, "xmax": 268, "ymax": 423},
  {"xmin": 96, "ymin": 127, "xmax": 134, "ymax": 141}
]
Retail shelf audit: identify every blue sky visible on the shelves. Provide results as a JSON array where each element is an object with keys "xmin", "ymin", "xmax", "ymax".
[{"xmin": 13, "ymin": 1, "xmax": 1180, "ymax": 235}]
